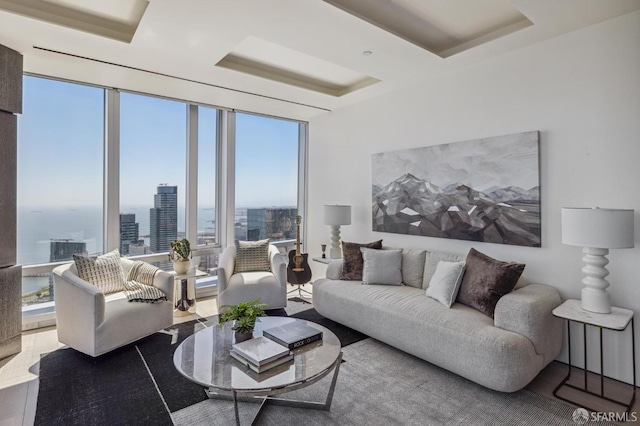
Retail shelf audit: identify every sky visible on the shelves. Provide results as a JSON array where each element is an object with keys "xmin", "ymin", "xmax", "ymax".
[{"xmin": 17, "ymin": 75, "xmax": 299, "ymax": 211}]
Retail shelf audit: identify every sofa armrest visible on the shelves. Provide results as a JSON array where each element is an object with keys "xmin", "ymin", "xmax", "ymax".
[
  {"xmin": 326, "ymin": 259, "xmax": 343, "ymax": 280},
  {"xmin": 217, "ymin": 246, "xmax": 235, "ymax": 294},
  {"xmin": 494, "ymin": 284, "xmax": 563, "ymax": 365},
  {"xmin": 269, "ymin": 245, "xmax": 287, "ymax": 287}
]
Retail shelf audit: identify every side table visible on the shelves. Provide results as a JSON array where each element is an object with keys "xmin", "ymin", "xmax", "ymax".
[
  {"xmin": 171, "ymin": 268, "xmax": 207, "ymax": 316},
  {"xmin": 552, "ymin": 299, "xmax": 636, "ymax": 413}
]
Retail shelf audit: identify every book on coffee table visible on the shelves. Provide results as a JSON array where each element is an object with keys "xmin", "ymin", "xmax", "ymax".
[
  {"xmin": 232, "ymin": 336, "xmax": 290, "ymax": 366},
  {"xmin": 263, "ymin": 321, "xmax": 323, "ymax": 350},
  {"xmin": 230, "ymin": 350, "xmax": 294, "ymax": 373}
]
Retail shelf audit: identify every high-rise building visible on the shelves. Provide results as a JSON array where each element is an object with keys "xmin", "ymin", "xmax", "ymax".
[
  {"xmin": 119, "ymin": 213, "xmax": 140, "ymax": 255},
  {"xmin": 49, "ymin": 239, "xmax": 87, "ymax": 300},
  {"xmin": 247, "ymin": 208, "xmax": 297, "ymax": 241},
  {"xmin": 150, "ymin": 185, "xmax": 178, "ymax": 252}
]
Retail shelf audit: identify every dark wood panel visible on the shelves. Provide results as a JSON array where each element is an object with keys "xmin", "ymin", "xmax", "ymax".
[
  {"xmin": 0, "ymin": 43, "xmax": 22, "ymax": 114},
  {"xmin": 0, "ymin": 112, "xmax": 16, "ymax": 268},
  {"xmin": 0, "ymin": 265, "xmax": 22, "ymax": 360}
]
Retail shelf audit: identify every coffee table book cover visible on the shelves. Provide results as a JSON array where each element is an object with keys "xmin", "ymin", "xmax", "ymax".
[
  {"xmin": 263, "ymin": 321, "xmax": 323, "ymax": 350},
  {"xmin": 231, "ymin": 336, "xmax": 290, "ymax": 366},
  {"xmin": 230, "ymin": 350, "xmax": 294, "ymax": 374}
]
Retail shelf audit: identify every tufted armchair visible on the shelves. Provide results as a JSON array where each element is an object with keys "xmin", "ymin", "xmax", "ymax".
[{"xmin": 216, "ymin": 244, "xmax": 287, "ymax": 311}]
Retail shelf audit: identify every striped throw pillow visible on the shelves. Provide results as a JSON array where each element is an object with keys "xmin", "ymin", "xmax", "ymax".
[
  {"xmin": 73, "ymin": 249, "xmax": 126, "ymax": 294},
  {"xmin": 234, "ymin": 239, "xmax": 271, "ymax": 273}
]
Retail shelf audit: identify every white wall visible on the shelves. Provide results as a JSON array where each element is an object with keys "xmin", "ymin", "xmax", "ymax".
[{"xmin": 308, "ymin": 11, "xmax": 640, "ymax": 385}]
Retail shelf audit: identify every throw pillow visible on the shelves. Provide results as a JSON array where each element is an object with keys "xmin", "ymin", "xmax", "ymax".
[
  {"xmin": 73, "ymin": 249, "xmax": 126, "ymax": 294},
  {"xmin": 456, "ymin": 248, "xmax": 525, "ymax": 318},
  {"xmin": 340, "ymin": 239, "xmax": 383, "ymax": 281},
  {"xmin": 422, "ymin": 251, "xmax": 466, "ymax": 289},
  {"xmin": 425, "ymin": 261, "xmax": 465, "ymax": 308},
  {"xmin": 234, "ymin": 239, "xmax": 271, "ymax": 273},
  {"xmin": 401, "ymin": 249, "xmax": 426, "ymax": 288},
  {"xmin": 361, "ymin": 248, "xmax": 403, "ymax": 285}
]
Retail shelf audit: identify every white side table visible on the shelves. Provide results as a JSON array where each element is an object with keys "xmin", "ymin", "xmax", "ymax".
[
  {"xmin": 312, "ymin": 256, "xmax": 331, "ymax": 265},
  {"xmin": 552, "ymin": 299, "xmax": 636, "ymax": 413},
  {"xmin": 171, "ymin": 269, "xmax": 207, "ymax": 316}
]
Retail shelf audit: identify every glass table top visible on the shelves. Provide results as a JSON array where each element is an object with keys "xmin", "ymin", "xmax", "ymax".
[{"xmin": 173, "ymin": 316, "xmax": 341, "ymax": 392}]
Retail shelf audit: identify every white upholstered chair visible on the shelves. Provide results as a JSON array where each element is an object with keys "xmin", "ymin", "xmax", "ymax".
[
  {"xmin": 216, "ymin": 244, "xmax": 287, "ymax": 311},
  {"xmin": 52, "ymin": 257, "xmax": 174, "ymax": 357}
]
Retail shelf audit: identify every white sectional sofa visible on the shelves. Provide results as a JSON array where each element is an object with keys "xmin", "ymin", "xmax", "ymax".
[{"xmin": 313, "ymin": 250, "xmax": 563, "ymax": 392}]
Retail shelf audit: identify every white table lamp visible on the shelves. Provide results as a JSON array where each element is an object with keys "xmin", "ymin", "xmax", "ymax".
[
  {"xmin": 323, "ymin": 205, "xmax": 351, "ymax": 259},
  {"xmin": 561, "ymin": 207, "xmax": 634, "ymax": 314}
]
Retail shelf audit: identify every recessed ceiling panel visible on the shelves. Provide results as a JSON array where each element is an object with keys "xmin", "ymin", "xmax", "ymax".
[
  {"xmin": 216, "ymin": 37, "xmax": 379, "ymax": 97},
  {"xmin": 0, "ymin": 0, "xmax": 148, "ymax": 42},
  {"xmin": 322, "ymin": 0, "xmax": 533, "ymax": 57}
]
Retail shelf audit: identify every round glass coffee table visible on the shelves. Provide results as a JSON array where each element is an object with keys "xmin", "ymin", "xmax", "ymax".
[{"xmin": 173, "ymin": 316, "xmax": 342, "ymax": 425}]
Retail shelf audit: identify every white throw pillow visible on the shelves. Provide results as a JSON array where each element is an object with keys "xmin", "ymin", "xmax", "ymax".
[
  {"xmin": 360, "ymin": 248, "xmax": 403, "ymax": 285},
  {"xmin": 426, "ymin": 261, "xmax": 466, "ymax": 307}
]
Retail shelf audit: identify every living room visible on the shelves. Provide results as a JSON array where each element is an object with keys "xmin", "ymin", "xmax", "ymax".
[{"xmin": 1, "ymin": 1, "xmax": 639, "ymax": 425}]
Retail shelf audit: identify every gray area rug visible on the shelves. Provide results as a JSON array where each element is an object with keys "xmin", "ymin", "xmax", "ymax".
[{"xmin": 172, "ymin": 338, "xmax": 615, "ymax": 426}]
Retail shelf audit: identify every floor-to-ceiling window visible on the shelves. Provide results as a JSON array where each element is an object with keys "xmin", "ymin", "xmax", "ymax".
[
  {"xmin": 17, "ymin": 76, "xmax": 105, "ymax": 306},
  {"xmin": 17, "ymin": 75, "xmax": 306, "ymax": 314},
  {"xmin": 235, "ymin": 112, "xmax": 300, "ymax": 242}
]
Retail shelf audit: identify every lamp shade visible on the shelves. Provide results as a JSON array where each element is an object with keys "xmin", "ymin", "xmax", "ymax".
[
  {"xmin": 323, "ymin": 205, "xmax": 351, "ymax": 226},
  {"xmin": 561, "ymin": 207, "xmax": 634, "ymax": 249}
]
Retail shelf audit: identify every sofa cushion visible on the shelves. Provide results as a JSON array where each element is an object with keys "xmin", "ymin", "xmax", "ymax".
[
  {"xmin": 422, "ymin": 251, "xmax": 465, "ymax": 289},
  {"xmin": 457, "ymin": 248, "xmax": 525, "ymax": 318},
  {"xmin": 426, "ymin": 261, "xmax": 465, "ymax": 308},
  {"xmin": 361, "ymin": 248, "xmax": 403, "ymax": 286},
  {"xmin": 234, "ymin": 239, "xmax": 271, "ymax": 273},
  {"xmin": 73, "ymin": 249, "xmax": 126, "ymax": 295},
  {"xmin": 340, "ymin": 240, "xmax": 383, "ymax": 280},
  {"xmin": 401, "ymin": 249, "xmax": 426, "ymax": 288}
]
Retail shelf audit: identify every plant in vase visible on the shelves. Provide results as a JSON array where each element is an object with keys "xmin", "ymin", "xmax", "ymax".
[
  {"xmin": 219, "ymin": 299, "xmax": 268, "ymax": 342},
  {"xmin": 169, "ymin": 238, "xmax": 191, "ymax": 274}
]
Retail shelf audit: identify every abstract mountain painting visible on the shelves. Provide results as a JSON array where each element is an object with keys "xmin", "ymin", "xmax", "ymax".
[{"xmin": 372, "ymin": 131, "xmax": 541, "ymax": 247}]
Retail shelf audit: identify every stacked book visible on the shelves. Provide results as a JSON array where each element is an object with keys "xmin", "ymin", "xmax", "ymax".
[
  {"xmin": 231, "ymin": 336, "xmax": 293, "ymax": 373},
  {"xmin": 262, "ymin": 321, "xmax": 323, "ymax": 350}
]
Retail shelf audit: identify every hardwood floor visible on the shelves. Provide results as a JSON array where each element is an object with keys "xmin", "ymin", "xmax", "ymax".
[{"xmin": 1, "ymin": 297, "xmax": 637, "ymax": 425}]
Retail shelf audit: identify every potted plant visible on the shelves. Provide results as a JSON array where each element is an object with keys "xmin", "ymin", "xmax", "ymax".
[
  {"xmin": 169, "ymin": 238, "xmax": 191, "ymax": 274},
  {"xmin": 219, "ymin": 299, "xmax": 268, "ymax": 342}
]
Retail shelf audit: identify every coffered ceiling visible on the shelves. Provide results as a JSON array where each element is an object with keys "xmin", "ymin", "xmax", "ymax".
[{"xmin": 0, "ymin": 0, "xmax": 638, "ymax": 120}]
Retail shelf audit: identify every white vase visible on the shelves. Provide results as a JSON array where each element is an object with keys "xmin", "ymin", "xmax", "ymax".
[{"xmin": 173, "ymin": 260, "xmax": 190, "ymax": 275}]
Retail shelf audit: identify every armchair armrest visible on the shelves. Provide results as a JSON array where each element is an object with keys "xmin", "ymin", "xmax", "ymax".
[
  {"xmin": 494, "ymin": 283, "xmax": 563, "ymax": 365},
  {"xmin": 217, "ymin": 246, "xmax": 235, "ymax": 294},
  {"xmin": 269, "ymin": 245, "xmax": 286, "ymax": 287},
  {"xmin": 153, "ymin": 270, "xmax": 174, "ymax": 303}
]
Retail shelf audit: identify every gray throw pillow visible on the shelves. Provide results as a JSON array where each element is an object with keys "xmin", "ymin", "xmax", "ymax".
[
  {"xmin": 73, "ymin": 249, "xmax": 126, "ymax": 294},
  {"xmin": 422, "ymin": 251, "xmax": 465, "ymax": 289},
  {"xmin": 401, "ymin": 249, "xmax": 426, "ymax": 288},
  {"xmin": 456, "ymin": 248, "xmax": 525, "ymax": 318},
  {"xmin": 425, "ymin": 261, "xmax": 466, "ymax": 308},
  {"xmin": 360, "ymin": 248, "xmax": 403, "ymax": 285},
  {"xmin": 234, "ymin": 239, "xmax": 271, "ymax": 273}
]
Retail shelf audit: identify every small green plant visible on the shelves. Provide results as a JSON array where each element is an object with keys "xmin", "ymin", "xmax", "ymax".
[
  {"xmin": 219, "ymin": 299, "xmax": 268, "ymax": 334},
  {"xmin": 169, "ymin": 239, "xmax": 191, "ymax": 262}
]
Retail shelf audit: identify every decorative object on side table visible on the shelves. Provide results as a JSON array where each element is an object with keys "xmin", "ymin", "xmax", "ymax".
[
  {"xmin": 321, "ymin": 244, "xmax": 327, "ymax": 259},
  {"xmin": 169, "ymin": 238, "xmax": 191, "ymax": 274},
  {"xmin": 323, "ymin": 204, "xmax": 351, "ymax": 259},
  {"xmin": 219, "ymin": 299, "xmax": 268, "ymax": 343},
  {"xmin": 561, "ymin": 207, "xmax": 634, "ymax": 314}
]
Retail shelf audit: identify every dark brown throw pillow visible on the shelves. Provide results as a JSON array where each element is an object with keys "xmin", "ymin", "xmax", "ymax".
[
  {"xmin": 339, "ymin": 240, "xmax": 383, "ymax": 281},
  {"xmin": 456, "ymin": 248, "xmax": 525, "ymax": 318}
]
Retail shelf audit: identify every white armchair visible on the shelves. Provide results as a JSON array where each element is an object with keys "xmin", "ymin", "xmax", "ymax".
[
  {"xmin": 217, "ymin": 244, "xmax": 287, "ymax": 311},
  {"xmin": 52, "ymin": 257, "xmax": 174, "ymax": 357}
]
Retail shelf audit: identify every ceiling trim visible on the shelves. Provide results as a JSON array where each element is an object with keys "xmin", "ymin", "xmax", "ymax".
[{"xmin": 32, "ymin": 46, "xmax": 332, "ymax": 112}]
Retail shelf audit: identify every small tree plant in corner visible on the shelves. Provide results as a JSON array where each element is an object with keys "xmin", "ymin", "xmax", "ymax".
[
  {"xmin": 169, "ymin": 238, "xmax": 191, "ymax": 274},
  {"xmin": 219, "ymin": 299, "xmax": 268, "ymax": 342}
]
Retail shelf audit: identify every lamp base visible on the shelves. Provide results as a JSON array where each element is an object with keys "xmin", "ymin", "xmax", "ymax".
[
  {"xmin": 581, "ymin": 287, "xmax": 611, "ymax": 314},
  {"xmin": 329, "ymin": 247, "xmax": 342, "ymax": 259},
  {"xmin": 329, "ymin": 225, "xmax": 342, "ymax": 259}
]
